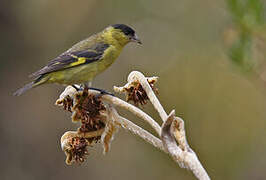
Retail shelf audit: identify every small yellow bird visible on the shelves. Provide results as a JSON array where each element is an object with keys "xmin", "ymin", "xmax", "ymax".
[{"xmin": 14, "ymin": 24, "xmax": 141, "ymax": 96}]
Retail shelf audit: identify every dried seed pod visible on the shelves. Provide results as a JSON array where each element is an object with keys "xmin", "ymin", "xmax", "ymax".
[
  {"xmin": 115, "ymin": 78, "xmax": 158, "ymax": 106},
  {"xmin": 71, "ymin": 90, "xmax": 106, "ymax": 132},
  {"xmin": 61, "ymin": 131, "xmax": 102, "ymax": 165}
]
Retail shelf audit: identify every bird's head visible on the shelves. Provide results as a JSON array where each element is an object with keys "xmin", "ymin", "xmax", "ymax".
[{"xmin": 102, "ymin": 24, "xmax": 142, "ymax": 46}]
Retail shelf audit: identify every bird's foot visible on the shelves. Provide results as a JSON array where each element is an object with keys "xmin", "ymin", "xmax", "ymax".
[
  {"xmin": 72, "ymin": 85, "xmax": 114, "ymax": 97},
  {"xmin": 87, "ymin": 87, "xmax": 115, "ymax": 97},
  {"xmin": 72, "ymin": 85, "xmax": 81, "ymax": 91}
]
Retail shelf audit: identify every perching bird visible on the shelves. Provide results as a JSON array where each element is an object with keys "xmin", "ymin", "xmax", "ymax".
[{"xmin": 14, "ymin": 24, "xmax": 141, "ymax": 96}]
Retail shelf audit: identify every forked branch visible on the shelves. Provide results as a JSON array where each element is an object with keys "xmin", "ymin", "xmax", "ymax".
[{"xmin": 56, "ymin": 71, "xmax": 210, "ymax": 180}]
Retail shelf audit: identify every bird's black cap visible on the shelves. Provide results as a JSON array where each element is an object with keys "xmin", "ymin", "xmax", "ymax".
[{"xmin": 112, "ymin": 24, "xmax": 135, "ymax": 36}]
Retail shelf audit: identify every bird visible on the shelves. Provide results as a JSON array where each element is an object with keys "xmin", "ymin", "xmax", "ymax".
[{"xmin": 14, "ymin": 24, "xmax": 142, "ymax": 96}]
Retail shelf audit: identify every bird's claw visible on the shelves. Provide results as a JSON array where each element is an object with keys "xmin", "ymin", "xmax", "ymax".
[{"xmin": 72, "ymin": 85, "xmax": 115, "ymax": 97}]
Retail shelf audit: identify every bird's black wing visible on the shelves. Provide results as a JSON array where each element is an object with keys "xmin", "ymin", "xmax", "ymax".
[{"xmin": 30, "ymin": 43, "xmax": 110, "ymax": 78}]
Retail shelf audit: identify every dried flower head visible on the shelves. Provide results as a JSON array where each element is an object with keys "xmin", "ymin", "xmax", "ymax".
[
  {"xmin": 70, "ymin": 90, "xmax": 106, "ymax": 133},
  {"xmin": 57, "ymin": 88, "xmax": 109, "ymax": 165},
  {"xmin": 64, "ymin": 95, "xmax": 74, "ymax": 112},
  {"xmin": 61, "ymin": 131, "xmax": 103, "ymax": 165},
  {"xmin": 68, "ymin": 137, "xmax": 89, "ymax": 164},
  {"xmin": 55, "ymin": 85, "xmax": 77, "ymax": 109},
  {"xmin": 66, "ymin": 136, "xmax": 101, "ymax": 165},
  {"xmin": 55, "ymin": 95, "xmax": 74, "ymax": 112},
  {"xmin": 116, "ymin": 78, "xmax": 158, "ymax": 106}
]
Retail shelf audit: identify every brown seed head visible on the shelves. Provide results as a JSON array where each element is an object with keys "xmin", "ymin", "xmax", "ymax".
[
  {"xmin": 72, "ymin": 91, "xmax": 106, "ymax": 133},
  {"xmin": 125, "ymin": 79, "xmax": 158, "ymax": 106},
  {"xmin": 65, "ymin": 136, "xmax": 101, "ymax": 165}
]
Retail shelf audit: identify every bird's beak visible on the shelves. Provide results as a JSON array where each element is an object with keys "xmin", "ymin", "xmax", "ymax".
[{"xmin": 130, "ymin": 34, "xmax": 142, "ymax": 44}]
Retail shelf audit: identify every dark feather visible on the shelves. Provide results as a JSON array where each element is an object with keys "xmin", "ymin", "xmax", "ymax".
[
  {"xmin": 30, "ymin": 43, "xmax": 110, "ymax": 78},
  {"xmin": 112, "ymin": 24, "xmax": 135, "ymax": 36}
]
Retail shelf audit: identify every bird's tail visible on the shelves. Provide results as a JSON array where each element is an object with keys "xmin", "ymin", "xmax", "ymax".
[
  {"xmin": 13, "ymin": 75, "xmax": 48, "ymax": 96},
  {"xmin": 13, "ymin": 82, "xmax": 35, "ymax": 96}
]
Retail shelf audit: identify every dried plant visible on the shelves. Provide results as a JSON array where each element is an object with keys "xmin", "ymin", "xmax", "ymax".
[{"xmin": 56, "ymin": 71, "xmax": 210, "ymax": 180}]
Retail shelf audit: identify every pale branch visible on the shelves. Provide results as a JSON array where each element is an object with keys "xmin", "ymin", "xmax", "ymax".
[
  {"xmin": 106, "ymin": 105, "xmax": 165, "ymax": 151},
  {"xmin": 56, "ymin": 71, "xmax": 210, "ymax": 180},
  {"xmin": 127, "ymin": 71, "xmax": 168, "ymax": 121},
  {"xmin": 101, "ymin": 95, "xmax": 161, "ymax": 135},
  {"xmin": 161, "ymin": 110, "xmax": 210, "ymax": 180}
]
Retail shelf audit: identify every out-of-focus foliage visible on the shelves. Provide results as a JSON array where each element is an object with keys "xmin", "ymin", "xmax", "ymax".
[
  {"xmin": 228, "ymin": 0, "xmax": 264, "ymax": 26},
  {"xmin": 226, "ymin": 0, "xmax": 265, "ymax": 72}
]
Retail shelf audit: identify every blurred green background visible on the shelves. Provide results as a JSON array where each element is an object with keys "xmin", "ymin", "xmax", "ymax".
[{"xmin": 1, "ymin": 0, "xmax": 266, "ymax": 179}]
